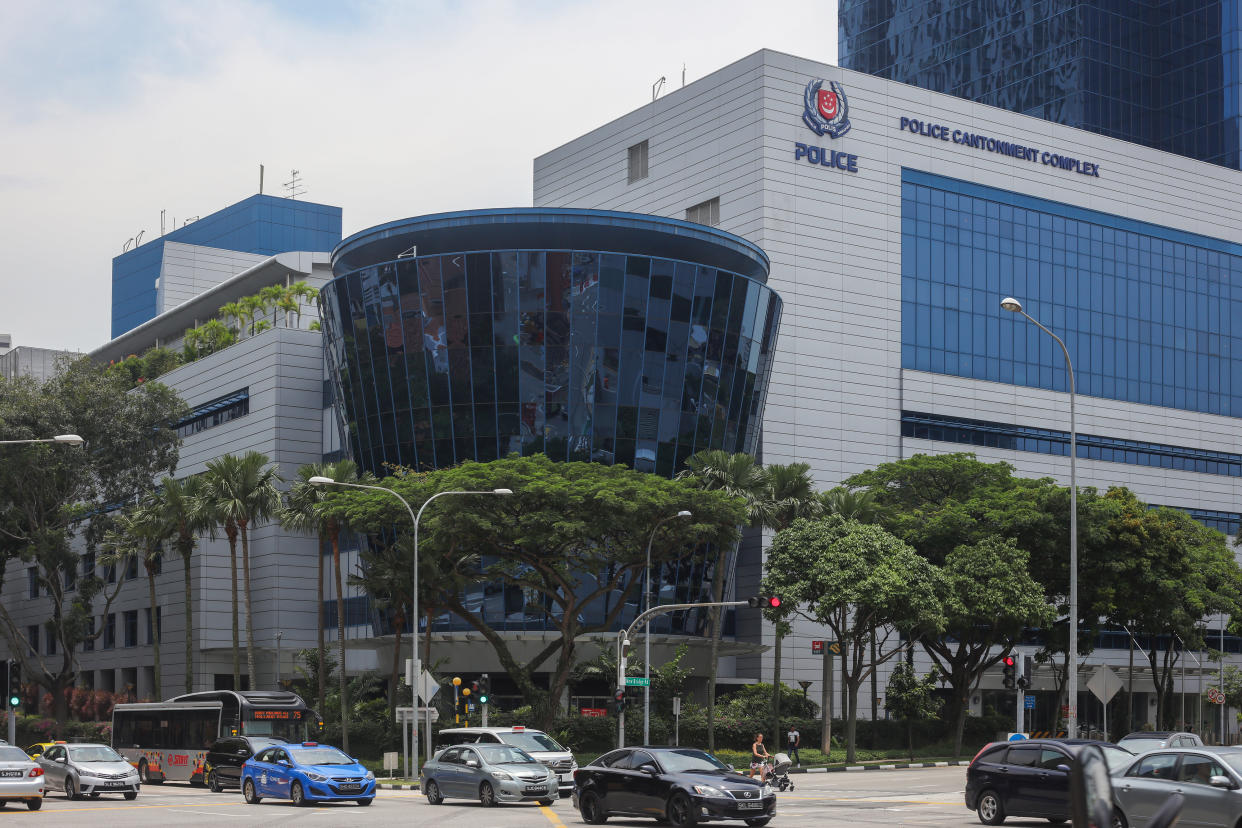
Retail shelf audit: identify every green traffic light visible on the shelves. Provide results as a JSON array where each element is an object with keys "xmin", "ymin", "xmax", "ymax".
[
  {"xmin": 8, "ymin": 695, "xmax": 18, "ymax": 707},
  {"xmin": 479, "ymin": 695, "xmax": 489, "ymax": 704}
]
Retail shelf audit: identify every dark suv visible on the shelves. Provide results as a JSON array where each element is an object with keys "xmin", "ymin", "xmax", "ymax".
[
  {"xmin": 965, "ymin": 739, "xmax": 1134, "ymax": 825},
  {"xmin": 205, "ymin": 737, "xmax": 286, "ymax": 792}
]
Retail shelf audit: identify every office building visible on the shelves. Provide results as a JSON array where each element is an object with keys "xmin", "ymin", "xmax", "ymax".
[
  {"xmin": 535, "ymin": 48, "xmax": 1242, "ymax": 732},
  {"xmin": 839, "ymin": 0, "xmax": 1242, "ymax": 170}
]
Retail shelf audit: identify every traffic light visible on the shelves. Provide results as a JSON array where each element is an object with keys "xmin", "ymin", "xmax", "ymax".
[
  {"xmin": 613, "ymin": 687, "xmax": 626, "ymax": 715},
  {"xmin": 1002, "ymin": 655, "xmax": 1016, "ymax": 690},
  {"xmin": 747, "ymin": 596, "xmax": 782, "ymax": 609},
  {"xmin": 470, "ymin": 680, "xmax": 480, "ymax": 699},
  {"xmin": 1017, "ymin": 655, "xmax": 1031, "ymax": 690},
  {"xmin": 478, "ymin": 674, "xmax": 490, "ymax": 705},
  {"xmin": 8, "ymin": 660, "xmax": 21, "ymax": 709}
]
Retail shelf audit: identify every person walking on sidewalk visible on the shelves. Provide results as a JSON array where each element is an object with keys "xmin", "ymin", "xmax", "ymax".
[
  {"xmin": 786, "ymin": 725, "xmax": 801, "ymax": 767},
  {"xmin": 749, "ymin": 732, "xmax": 770, "ymax": 781}
]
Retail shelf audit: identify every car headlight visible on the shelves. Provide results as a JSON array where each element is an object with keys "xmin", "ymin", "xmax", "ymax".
[
  {"xmin": 305, "ymin": 772, "xmax": 327, "ymax": 782},
  {"xmin": 762, "ymin": 784, "xmax": 774, "ymax": 797},
  {"xmin": 365, "ymin": 771, "xmax": 375, "ymax": 781},
  {"xmin": 492, "ymin": 770, "xmax": 513, "ymax": 781},
  {"xmin": 692, "ymin": 784, "xmax": 726, "ymax": 797}
]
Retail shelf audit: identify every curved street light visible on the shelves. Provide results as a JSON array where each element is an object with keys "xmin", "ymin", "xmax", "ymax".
[
  {"xmin": 1001, "ymin": 296, "xmax": 1079, "ymax": 738},
  {"xmin": 0, "ymin": 434, "xmax": 84, "ymax": 445},
  {"xmin": 309, "ymin": 476, "xmax": 512, "ymax": 773},
  {"xmin": 643, "ymin": 510, "xmax": 692, "ymax": 744}
]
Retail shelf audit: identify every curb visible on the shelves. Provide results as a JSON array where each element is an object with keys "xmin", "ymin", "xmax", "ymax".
[
  {"xmin": 377, "ymin": 783, "xmax": 419, "ymax": 790},
  {"xmin": 790, "ymin": 760, "xmax": 969, "ymax": 774}
]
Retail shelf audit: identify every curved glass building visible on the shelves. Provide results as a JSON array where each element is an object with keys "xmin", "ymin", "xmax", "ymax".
[{"xmin": 320, "ymin": 208, "xmax": 782, "ymax": 479}]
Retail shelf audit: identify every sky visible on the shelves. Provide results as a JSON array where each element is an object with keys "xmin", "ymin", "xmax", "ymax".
[{"xmin": 0, "ymin": 0, "xmax": 838, "ymax": 352}]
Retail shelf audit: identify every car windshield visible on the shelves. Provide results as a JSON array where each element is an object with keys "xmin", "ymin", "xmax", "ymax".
[
  {"xmin": 502, "ymin": 732, "xmax": 564, "ymax": 752},
  {"xmin": 292, "ymin": 748, "xmax": 354, "ymax": 766},
  {"xmin": 1119, "ymin": 738, "xmax": 1165, "ymax": 753},
  {"xmin": 477, "ymin": 745, "xmax": 538, "ymax": 765},
  {"xmin": 68, "ymin": 746, "xmax": 124, "ymax": 763},
  {"xmin": 0, "ymin": 746, "xmax": 30, "ymax": 762},
  {"xmin": 657, "ymin": 750, "xmax": 730, "ymax": 773},
  {"xmin": 1101, "ymin": 745, "xmax": 1135, "ymax": 771}
]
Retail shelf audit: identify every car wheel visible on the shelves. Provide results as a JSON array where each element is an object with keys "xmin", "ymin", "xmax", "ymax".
[
  {"xmin": 479, "ymin": 781, "xmax": 497, "ymax": 807},
  {"xmin": 666, "ymin": 792, "xmax": 698, "ymax": 827},
  {"xmin": 538, "ymin": 798, "xmax": 555, "ymax": 806},
  {"xmin": 26, "ymin": 798, "xmax": 41, "ymax": 811},
  {"xmin": 745, "ymin": 819, "xmax": 772, "ymax": 827},
  {"xmin": 579, "ymin": 791, "xmax": 608, "ymax": 824},
  {"xmin": 356, "ymin": 798, "xmax": 373, "ymax": 806},
  {"xmin": 64, "ymin": 777, "xmax": 80, "ymax": 801},
  {"xmin": 425, "ymin": 779, "xmax": 444, "ymax": 804},
  {"xmin": 243, "ymin": 779, "xmax": 261, "ymax": 804},
  {"xmin": 208, "ymin": 770, "xmax": 222, "ymax": 793},
  {"xmin": 976, "ymin": 789, "xmax": 1005, "ymax": 825},
  {"xmin": 124, "ymin": 791, "xmax": 137, "ymax": 801},
  {"xmin": 291, "ymin": 781, "xmax": 307, "ymax": 807},
  {"xmin": 90, "ymin": 792, "xmax": 101, "ymax": 799},
  {"xmin": 1111, "ymin": 809, "xmax": 1127, "ymax": 828}
]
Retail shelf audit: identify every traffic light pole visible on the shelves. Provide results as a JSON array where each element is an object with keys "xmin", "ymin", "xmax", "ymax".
[
  {"xmin": 616, "ymin": 599, "xmax": 750, "ymax": 748},
  {"xmin": 5, "ymin": 659, "xmax": 14, "ymax": 745}
]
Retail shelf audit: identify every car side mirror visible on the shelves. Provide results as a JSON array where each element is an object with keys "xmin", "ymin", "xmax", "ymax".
[
  {"xmin": 640, "ymin": 764, "xmax": 659, "ymax": 775},
  {"xmin": 54, "ymin": 756, "xmax": 66, "ymax": 763},
  {"xmin": 277, "ymin": 759, "xmax": 289, "ymax": 766},
  {"xmin": 466, "ymin": 759, "xmax": 479, "ymax": 768},
  {"xmin": 1056, "ymin": 764, "xmax": 1071, "ymax": 773},
  {"xmin": 1210, "ymin": 775, "xmax": 1235, "ymax": 789}
]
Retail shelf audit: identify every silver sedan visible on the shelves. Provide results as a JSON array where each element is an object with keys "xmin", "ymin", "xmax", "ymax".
[
  {"xmin": 38, "ymin": 742, "xmax": 140, "ymax": 800},
  {"xmin": 422, "ymin": 743, "xmax": 557, "ymax": 807},
  {"xmin": 1113, "ymin": 746, "xmax": 1242, "ymax": 827},
  {"xmin": 0, "ymin": 744, "xmax": 45, "ymax": 810}
]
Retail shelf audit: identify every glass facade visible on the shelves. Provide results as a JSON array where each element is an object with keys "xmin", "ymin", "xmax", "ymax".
[
  {"xmin": 901, "ymin": 169, "xmax": 1242, "ymax": 418},
  {"xmin": 320, "ymin": 209, "xmax": 782, "ymax": 634},
  {"xmin": 841, "ymin": 0, "xmax": 1242, "ymax": 170}
]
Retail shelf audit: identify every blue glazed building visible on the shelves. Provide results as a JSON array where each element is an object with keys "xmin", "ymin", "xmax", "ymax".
[
  {"xmin": 111, "ymin": 194, "xmax": 342, "ymax": 338},
  {"xmin": 840, "ymin": 0, "xmax": 1242, "ymax": 170}
]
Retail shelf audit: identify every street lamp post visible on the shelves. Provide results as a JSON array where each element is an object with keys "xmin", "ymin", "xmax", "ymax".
[
  {"xmin": 643, "ymin": 510, "xmax": 691, "ymax": 745},
  {"xmin": 1001, "ymin": 297, "xmax": 1079, "ymax": 739},
  {"xmin": 0, "ymin": 434, "xmax": 84, "ymax": 445},
  {"xmin": 308, "ymin": 476, "xmax": 511, "ymax": 776}
]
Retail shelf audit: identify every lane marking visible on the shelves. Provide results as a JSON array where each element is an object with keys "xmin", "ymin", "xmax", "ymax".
[{"xmin": 539, "ymin": 803, "xmax": 568, "ymax": 827}]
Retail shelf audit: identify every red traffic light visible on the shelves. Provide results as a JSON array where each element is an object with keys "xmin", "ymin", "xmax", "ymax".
[
  {"xmin": 767, "ymin": 597, "xmax": 781, "ymax": 608},
  {"xmin": 1002, "ymin": 656, "xmax": 1015, "ymax": 667}
]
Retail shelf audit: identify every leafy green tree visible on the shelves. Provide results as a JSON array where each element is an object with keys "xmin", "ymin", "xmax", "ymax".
[
  {"xmin": 0, "ymin": 358, "xmax": 185, "ymax": 719},
  {"xmin": 763, "ymin": 514, "xmax": 943, "ymax": 762},
  {"xmin": 152, "ymin": 474, "xmax": 213, "ymax": 694},
  {"xmin": 820, "ymin": 487, "xmax": 879, "ymax": 522},
  {"xmin": 885, "ymin": 658, "xmax": 941, "ymax": 761},
  {"xmin": 100, "ymin": 500, "xmax": 168, "ymax": 698},
  {"xmin": 321, "ymin": 454, "xmax": 745, "ymax": 729},
  {"xmin": 348, "ymin": 534, "xmax": 413, "ymax": 718},
  {"xmin": 677, "ymin": 449, "xmax": 767, "ymax": 751},
  {"xmin": 202, "ymin": 452, "xmax": 282, "ymax": 695},
  {"xmin": 279, "ymin": 460, "xmax": 369, "ymax": 729}
]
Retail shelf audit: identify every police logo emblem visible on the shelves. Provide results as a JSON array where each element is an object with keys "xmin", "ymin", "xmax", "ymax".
[{"xmin": 802, "ymin": 79, "xmax": 851, "ymax": 138}]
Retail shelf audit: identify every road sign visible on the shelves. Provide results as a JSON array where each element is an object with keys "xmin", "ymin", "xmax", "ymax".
[
  {"xmin": 1209, "ymin": 687, "xmax": 1226, "ymax": 704},
  {"xmin": 1007, "ymin": 732, "xmax": 1028, "ymax": 741},
  {"xmin": 580, "ymin": 707, "xmax": 607, "ymax": 718},
  {"xmin": 1087, "ymin": 667, "xmax": 1122, "ymax": 704},
  {"xmin": 827, "ymin": 641, "xmax": 841, "ymax": 654},
  {"xmin": 625, "ymin": 677, "xmax": 651, "ymax": 687},
  {"xmin": 812, "ymin": 641, "xmax": 823, "ymax": 654},
  {"xmin": 672, "ymin": 697, "xmax": 681, "ymax": 715},
  {"xmin": 418, "ymin": 670, "xmax": 440, "ymax": 703},
  {"xmin": 1024, "ymin": 695, "xmax": 1036, "ymax": 709},
  {"xmin": 395, "ymin": 706, "xmax": 439, "ymax": 723}
]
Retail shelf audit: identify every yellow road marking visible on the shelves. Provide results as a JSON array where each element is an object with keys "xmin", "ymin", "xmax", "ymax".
[
  {"xmin": 778, "ymin": 795, "xmax": 945, "ymax": 805},
  {"xmin": 539, "ymin": 804, "xmax": 567, "ymax": 827}
]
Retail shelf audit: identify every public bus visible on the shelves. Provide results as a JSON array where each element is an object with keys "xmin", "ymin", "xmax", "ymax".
[{"xmin": 111, "ymin": 690, "xmax": 321, "ymax": 784}]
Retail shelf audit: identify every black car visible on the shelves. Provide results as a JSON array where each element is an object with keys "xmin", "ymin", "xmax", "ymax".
[
  {"xmin": 572, "ymin": 746, "xmax": 776, "ymax": 827},
  {"xmin": 965, "ymin": 739, "xmax": 1134, "ymax": 825},
  {"xmin": 204, "ymin": 736, "xmax": 287, "ymax": 792}
]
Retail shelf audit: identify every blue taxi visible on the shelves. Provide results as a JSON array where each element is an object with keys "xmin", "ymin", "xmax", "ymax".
[{"xmin": 241, "ymin": 742, "xmax": 375, "ymax": 807}]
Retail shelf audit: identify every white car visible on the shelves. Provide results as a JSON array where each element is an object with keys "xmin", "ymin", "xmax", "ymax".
[
  {"xmin": 0, "ymin": 743, "xmax": 45, "ymax": 810},
  {"xmin": 39, "ymin": 743, "xmax": 139, "ymax": 800}
]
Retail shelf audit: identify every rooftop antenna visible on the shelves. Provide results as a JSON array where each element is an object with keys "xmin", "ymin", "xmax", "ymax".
[
  {"xmin": 397, "ymin": 245, "xmax": 418, "ymax": 258},
  {"xmin": 183, "ymin": 216, "xmax": 199, "ymax": 227},
  {"xmin": 260, "ymin": 164, "xmax": 265, "ymax": 195},
  {"xmin": 135, "ymin": 230, "xmax": 145, "ymax": 247},
  {"xmin": 283, "ymin": 169, "xmax": 306, "ymax": 200},
  {"xmin": 160, "ymin": 209, "xmax": 166, "ymax": 236},
  {"xmin": 122, "ymin": 237, "xmax": 135, "ymax": 253},
  {"xmin": 682, "ymin": 63, "xmax": 686, "ymax": 87},
  {"xmin": 652, "ymin": 76, "xmax": 666, "ymax": 102}
]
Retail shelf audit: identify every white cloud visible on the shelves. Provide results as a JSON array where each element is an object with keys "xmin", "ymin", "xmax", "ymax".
[{"xmin": 0, "ymin": 0, "xmax": 836, "ymax": 350}]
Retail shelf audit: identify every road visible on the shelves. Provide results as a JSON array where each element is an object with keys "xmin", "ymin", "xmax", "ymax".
[{"xmin": 0, "ymin": 766, "xmax": 1024, "ymax": 827}]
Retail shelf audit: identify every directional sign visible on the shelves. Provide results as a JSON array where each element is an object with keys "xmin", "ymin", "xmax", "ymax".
[
  {"xmin": 1024, "ymin": 695, "xmax": 1036, "ymax": 710},
  {"xmin": 625, "ymin": 677, "xmax": 651, "ymax": 687}
]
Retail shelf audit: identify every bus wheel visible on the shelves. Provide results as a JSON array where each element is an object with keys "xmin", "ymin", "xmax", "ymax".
[{"xmin": 138, "ymin": 760, "xmax": 150, "ymax": 783}]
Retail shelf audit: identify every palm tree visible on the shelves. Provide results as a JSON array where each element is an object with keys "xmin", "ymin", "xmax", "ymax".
[
  {"xmin": 217, "ymin": 301, "xmax": 243, "ymax": 336},
  {"xmin": 203, "ymin": 452, "xmax": 283, "ymax": 692},
  {"xmin": 757, "ymin": 463, "xmax": 821, "ymax": 740},
  {"xmin": 259, "ymin": 285, "xmax": 285, "ymax": 330},
  {"xmin": 239, "ymin": 295, "xmax": 264, "ymax": 337},
  {"xmin": 289, "ymin": 282, "xmax": 319, "ymax": 329},
  {"xmin": 677, "ymin": 449, "xmax": 766, "ymax": 751},
  {"xmin": 820, "ymin": 487, "xmax": 880, "ymax": 523},
  {"xmin": 152, "ymin": 475, "xmax": 214, "ymax": 694},
  {"xmin": 101, "ymin": 499, "xmax": 168, "ymax": 699},
  {"xmin": 280, "ymin": 460, "xmax": 364, "ymax": 717}
]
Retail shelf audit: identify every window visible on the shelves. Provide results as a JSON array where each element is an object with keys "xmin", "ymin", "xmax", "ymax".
[
  {"xmin": 685, "ymin": 197, "xmax": 720, "ymax": 227},
  {"xmin": 174, "ymin": 389, "xmax": 250, "ymax": 438},
  {"xmin": 1038, "ymin": 749, "xmax": 1069, "ymax": 770},
  {"xmin": 1131, "ymin": 753, "xmax": 1179, "ymax": 779},
  {"xmin": 1177, "ymin": 754, "xmax": 1226, "ymax": 784},
  {"xmin": 105, "ymin": 561, "xmax": 116, "ymax": 584},
  {"xmin": 26, "ymin": 625, "xmax": 38, "ymax": 656},
  {"xmin": 1006, "ymin": 747, "xmax": 1040, "ymax": 766},
  {"xmin": 63, "ymin": 563, "xmax": 75, "ymax": 592},
  {"xmin": 627, "ymin": 140, "xmax": 649, "ymax": 184},
  {"xmin": 83, "ymin": 617, "xmax": 95, "ymax": 653},
  {"xmin": 45, "ymin": 631, "xmax": 56, "ymax": 656},
  {"xmin": 27, "ymin": 568, "xmax": 37, "ymax": 599},
  {"xmin": 81, "ymin": 552, "xmax": 95, "ymax": 580},
  {"xmin": 123, "ymin": 610, "xmax": 138, "ymax": 648},
  {"xmin": 125, "ymin": 556, "xmax": 138, "ymax": 582},
  {"xmin": 145, "ymin": 607, "xmax": 162, "ymax": 645},
  {"xmin": 103, "ymin": 614, "xmax": 116, "ymax": 650}
]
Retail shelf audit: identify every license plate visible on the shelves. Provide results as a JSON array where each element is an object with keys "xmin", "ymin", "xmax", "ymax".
[
  {"xmin": 337, "ymin": 783, "xmax": 362, "ymax": 791},
  {"xmin": 524, "ymin": 785, "xmax": 546, "ymax": 793},
  {"xmin": 0, "ymin": 771, "xmax": 22, "ymax": 778},
  {"xmin": 102, "ymin": 782, "xmax": 125, "ymax": 788},
  {"xmin": 738, "ymin": 801, "xmax": 762, "ymax": 810}
]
